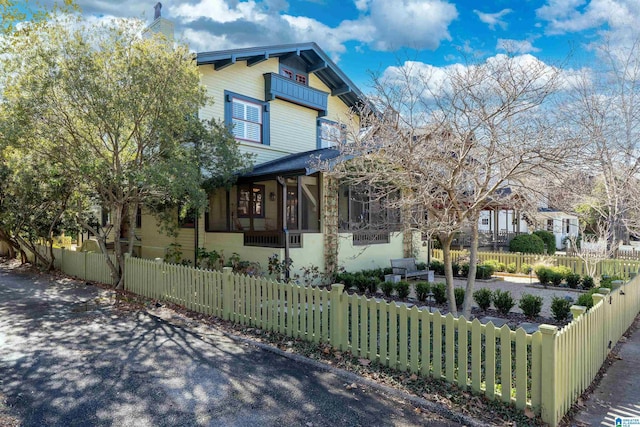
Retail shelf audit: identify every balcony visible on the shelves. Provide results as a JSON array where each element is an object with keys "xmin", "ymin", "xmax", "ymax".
[{"xmin": 264, "ymin": 73, "xmax": 328, "ymax": 116}]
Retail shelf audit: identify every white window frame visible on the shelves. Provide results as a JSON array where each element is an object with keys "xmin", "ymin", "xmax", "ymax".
[
  {"xmin": 231, "ymin": 98, "xmax": 263, "ymax": 144},
  {"xmin": 319, "ymin": 120, "xmax": 344, "ymax": 148}
]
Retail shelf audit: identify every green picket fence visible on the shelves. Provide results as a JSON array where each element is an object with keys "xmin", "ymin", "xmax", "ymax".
[
  {"xmin": 35, "ymin": 246, "xmax": 116, "ymax": 284},
  {"xmin": 35, "ymin": 247, "xmax": 640, "ymax": 426},
  {"xmin": 431, "ymin": 249, "xmax": 640, "ymax": 278}
]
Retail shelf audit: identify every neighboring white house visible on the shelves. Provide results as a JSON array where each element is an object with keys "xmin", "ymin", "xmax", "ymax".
[{"xmin": 477, "ymin": 207, "xmax": 579, "ymax": 249}]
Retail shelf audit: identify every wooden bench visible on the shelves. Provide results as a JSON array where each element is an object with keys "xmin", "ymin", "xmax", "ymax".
[{"xmin": 390, "ymin": 258, "xmax": 433, "ymax": 282}]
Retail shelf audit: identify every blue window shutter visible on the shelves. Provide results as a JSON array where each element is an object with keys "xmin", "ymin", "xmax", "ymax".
[
  {"xmin": 316, "ymin": 119, "xmax": 322, "ymax": 149},
  {"xmin": 224, "ymin": 91, "xmax": 233, "ymax": 128},
  {"xmin": 263, "ymin": 103, "xmax": 270, "ymax": 146}
]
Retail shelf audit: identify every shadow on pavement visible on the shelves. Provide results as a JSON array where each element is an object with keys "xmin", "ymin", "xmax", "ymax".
[{"xmin": 0, "ymin": 263, "xmax": 458, "ymax": 427}]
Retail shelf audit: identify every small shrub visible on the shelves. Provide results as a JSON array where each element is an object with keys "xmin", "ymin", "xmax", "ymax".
[
  {"xmin": 335, "ymin": 272, "xmax": 355, "ymax": 289},
  {"xmin": 506, "ymin": 263, "xmax": 517, "ymax": 274},
  {"xmin": 473, "ymin": 288, "xmax": 493, "ymax": 311},
  {"xmin": 454, "ymin": 288, "xmax": 465, "ymax": 307},
  {"xmin": 576, "ymin": 289, "xmax": 597, "ymax": 310},
  {"xmin": 383, "ymin": 267, "xmax": 393, "ymax": 276},
  {"xmin": 416, "ymin": 262, "xmax": 428, "ymax": 271},
  {"xmin": 509, "ymin": 234, "xmax": 545, "ymax": 254},
  {"xmin": 429, "ymin": 259, "xmax": 445, "ymax": 275},
  {"xmin": 533, "ymin": 230, "xmax": 556, "ymax": 255},
  {"xmin": 600, "ymin": 275, "xmax": 623, "ymax": 289},
  {"xmin": 415, "ymin": 282, "xmax": 431, "ymax": 302},
  {"xmin": 381, "ymin": 280, "xmax": 395, "ymax": 297},
  {"xmin": 492, "ymin": 290, "xmax": 515, "ymax": 315},
  {"xmin": 550, "ymin": 271, "xmax": 564, "ymax": 287},
  {"xmin": 521, "ymin": 263, "xmax": 533, "ymax": 274},
  {"xmin": 519, "ymin": 293, "xmax": 543, "ymax": 318},
  {"xmin": 367, "ymin": 277, "xmax": 380, "ymax": 294},
  {"xmin": 476, "ymin": 262, "xmax": 495, "ymax": 279},
  {"xmin": 452, "ymin": 262, "xmax": 462, "ymax": 277},
  {"xmin": 483, "ymin": 260, "xmax": 500, "ymax": 271},
  {"xmin": 460, "ymin": 263, "xmax": 470, "ymax": 278},
  {"xmin": 354, "ymin": 273, "xmax": 369, "ymax": 293},
  {"xmin": 535, "ymin": 266, "xmax": 553, "ymax": 287},
  {"xmin": 581, "ymin": 275, "xmax": 595, "ymax": 290},
  {"xmin": 551, "ymin": 296, "xmax": 573, "ymax": 322},
  {"xmin": 566, "ymin": 273, "xmax": 581, "ymax": 289},
  {"xmin": 395, "ymin": 281, "xmax": 410, "ymax": 299},
  {"xmin": 432, "ymin": 283, "xmax": 447, "ymax": 304},
  {"xmin": 554, "ymin": 265, "xmax": 572, "ymax": 279}
]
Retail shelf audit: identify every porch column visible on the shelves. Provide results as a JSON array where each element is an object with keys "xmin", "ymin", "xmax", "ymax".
[
  {"xmin": 249, "ymin": 183, "xmax": 255, "ymax": 231},
  {"xmin": 277, "ymin": 176, "xmax": 290, "ymax": 279},
  {"xmin": 493, "ymin": 209, "xmax": 499, "ymax": 251}
]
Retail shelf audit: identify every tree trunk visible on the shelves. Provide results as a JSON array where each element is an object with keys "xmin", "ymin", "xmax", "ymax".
[
  {"xmin": 14, "ymin": 235, "xmax": 50, "ymax": 268},
  {"xmin": 111, "ymin": 203, "xmax": 125, "ymax": 290},
  {"xmin": 439, "ymin": 232, "xmax": 457, "ymax": 315},
  {"xmin": 462, "ymin": 218, "xmax": 479, "ymax": 318}
]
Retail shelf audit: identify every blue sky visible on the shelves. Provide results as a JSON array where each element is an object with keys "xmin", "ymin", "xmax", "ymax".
[{"xmin": 47, "ymin": 0, "xmax": 640, "ymax": 90}]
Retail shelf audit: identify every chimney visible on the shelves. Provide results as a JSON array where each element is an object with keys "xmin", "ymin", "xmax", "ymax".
[{"xmin": 146, "ymin": 2, "xmax": 174, "ymax": 42}]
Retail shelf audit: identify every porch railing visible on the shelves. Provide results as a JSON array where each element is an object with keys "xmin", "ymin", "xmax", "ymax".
[
  {"xmin": 352, "ymin": 230, "xmax": 390, "ymax": 246},
  {"xmin": 243, "ymin": 230, "xmax": 302, "ymax": 248}
]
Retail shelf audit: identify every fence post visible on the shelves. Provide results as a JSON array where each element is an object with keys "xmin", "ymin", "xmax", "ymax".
[
  {"xmin": 539, "ymin": 324, "xmax": 558, "ymax": 426},
  {"xmin": 330, "ymin": 284, "xmax": 346, "ymax": 350},
  {"xmin": 595, "ymin": 288, "xmax": 611, "ymax": 355},
  {"xmin": 222, "ymin": 267, "xmax": 233, "ymax": 321},
  {"xmin": 570, "ymin": 305, "xmax": 586, "ymax": 320}
]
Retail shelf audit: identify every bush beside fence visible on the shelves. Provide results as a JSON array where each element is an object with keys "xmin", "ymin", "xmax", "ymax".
[{"xmin": 431, "ymin": 249, "xmax": 640, "ymax": 279}]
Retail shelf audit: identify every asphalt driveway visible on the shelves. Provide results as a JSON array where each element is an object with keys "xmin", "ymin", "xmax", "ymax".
[{"xmin": 0, "ymin": 262, "xmax": 463, "ymax": 427}]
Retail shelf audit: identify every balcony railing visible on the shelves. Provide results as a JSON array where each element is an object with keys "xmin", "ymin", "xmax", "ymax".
[
  {"xmin": 243, "ymin": 231, "xmax": 302, "ymax": 248},
  {"xmin": 264, "ymin": 73, "xmax": 328, "ymax": 115}
]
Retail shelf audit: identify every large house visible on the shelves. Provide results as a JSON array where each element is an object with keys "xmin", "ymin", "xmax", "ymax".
[{"xmin": 132, "ymin": 31, "xmax": 415, "ymax": 276}]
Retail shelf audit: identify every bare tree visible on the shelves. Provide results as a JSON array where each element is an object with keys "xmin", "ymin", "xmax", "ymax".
[
  {"xmin": 556, "ymin": 36, "xmax": 640, "ymax": 247},
  {"xmin": 566, "ymin": 220, "xmax": 615, "ymax": 280},
  {"xmin": 329, "ymin": 54, "xmax": 569, "ymax": 316}
]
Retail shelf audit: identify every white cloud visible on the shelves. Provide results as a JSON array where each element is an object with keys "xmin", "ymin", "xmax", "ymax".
[
  {"xmin": 536, "ymin": 0, "xmax": 640, "ymax": 35},
  {"xmin": 497, "ymin": 39, "xmax": 541, "ymax": 54},
  {"xmin": 61, "ymin": 0, "xmax": 458, "ymax": 61},
  {"xmin": 381, "ymin": 54, "xmax": 585, "ymax": 100},
  {"xmin": 363, "ymin": 0, "xmax": 458, "ymax": 51},
  {"xmin": 354, "ymin": 0, "xmax": 370, "ymax": 12},
  {"xmin": 474, "ymin": 8, "xmax": 512, "ymax": 31}
]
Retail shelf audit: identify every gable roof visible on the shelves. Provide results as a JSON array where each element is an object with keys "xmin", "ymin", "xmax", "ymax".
[{"xmin": 196, "ymin": 42, "xmax": 365, "ymax": 111}]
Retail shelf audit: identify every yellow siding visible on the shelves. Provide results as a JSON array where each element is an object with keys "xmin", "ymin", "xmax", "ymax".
[
  {"xmin": 198, "ymin": 59, "xmax": 360, "ymax": 164},
  {"xmin": 270, "ymin": 99, "xmax": 318, "ymax": 153},
  {"xmin": 289, "ymin": 233, "xmax": 325, "ymax": 276},
  {"xmin": 137, "ymin": 211, "xmax": 196, "ymax": 262},
  {"xmin": 201, "ymin": 232, "xmax": 284, "ymax": 269},
  {"xmin": 338, "ymin": 232, "xmax": 405, "ymax": 272}
]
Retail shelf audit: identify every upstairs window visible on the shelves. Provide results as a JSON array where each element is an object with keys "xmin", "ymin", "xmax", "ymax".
[
  {"xmin": 232, "ymin": 98, "xmax": 262, "ymax": 143},
  {"xmin": 225, "ymin": 91, "xmax": 270, "ymax": 145},
  {"xmin": 318, "ymin": 119, "xmax": 345, "ymax": 148},
  {"xmin": 281, "ymin": 66, "xmax": 308, "ymax": 86}
]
